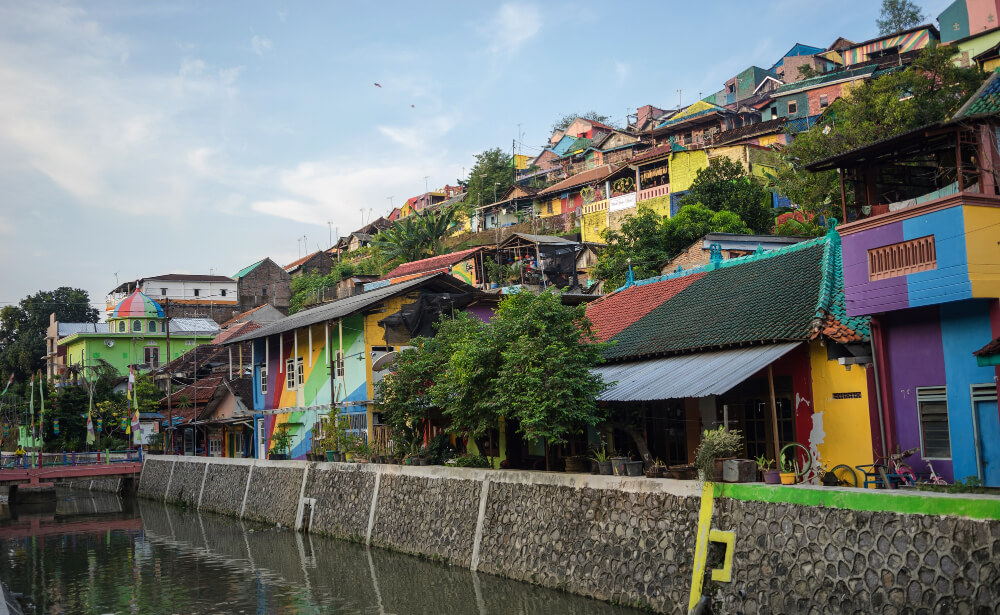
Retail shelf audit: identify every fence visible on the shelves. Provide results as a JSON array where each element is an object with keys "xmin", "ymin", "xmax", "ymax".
[{"xmin": 0, "ymin": 449, "xmax": 142, "ymax": 469}]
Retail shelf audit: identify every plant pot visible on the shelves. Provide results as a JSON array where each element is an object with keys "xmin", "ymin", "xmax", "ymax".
[
  {"xmin": 780, "ymin": 472, "xmax": 796, "ymax": 485},
  {"xmin": 625, "ymin": 461, "xmax": 644, "ymax": 477},
  {"xmin": 610, "ymin": 457, "xmax": 628, "ymax": 476},
  {"xmin": 645, "ymin": 467, "xmax": 664, "ymax": 479},
  {"xmin": 763, "ymin": 469, "xmax": 782, "ymax": 484},
  {"xmin": 722, "ymin": 459, "xmax": 758, "ymax": 483},
  {"xmin": 270, "ymin": 453, "xmax": 287, "ymax": 461},
  {"xmin": 597, "ymin": 461, "xmax": 613, "ymax": 475},
  {"xmin": 325, "ymin": 450, "xmax": 337, "ymax": 462},
  {"xmin": 667, "ymin": 464, "xmax": 698, "ymax": 480},
  {"xmin": 564, "ymin": 455, "xmax": 588, "ymax": 473}
]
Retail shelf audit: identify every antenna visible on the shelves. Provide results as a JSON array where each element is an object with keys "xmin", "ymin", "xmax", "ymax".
[
  {"xmin": 424, "ymin": 176, "xmax": 429, "ymax": 192},
  {"xmin": 677, "ymin": 89, "xmax": 682, "ymax": 108},
  {"xmin": 387, "ymin": 196, "xmax": 394, "ymax": 210}
]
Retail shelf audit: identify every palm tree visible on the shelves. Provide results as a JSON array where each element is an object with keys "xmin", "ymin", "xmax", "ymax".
[{"xmin": 374, "ymin": 205, "xmax": 460, "ymax": 263}]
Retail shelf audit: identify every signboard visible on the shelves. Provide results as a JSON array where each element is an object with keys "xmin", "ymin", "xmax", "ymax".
[{"xmin": 608, "ymin": 192, "xmax": 637, "ymax": 213}]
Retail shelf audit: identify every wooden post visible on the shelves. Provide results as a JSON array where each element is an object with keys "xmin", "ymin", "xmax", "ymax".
[
  {"xmin": 768, "ymin": 365, "xmax": 781, "ymax": 465},
  {"xmin": 838, "ymin": 168, "xmax": 847, "ymax": 221}
]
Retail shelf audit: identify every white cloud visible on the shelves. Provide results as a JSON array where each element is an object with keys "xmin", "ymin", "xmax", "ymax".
[
  {"xmin": 251, "ymin": 34, "xmax": 272, "ymax": 56},
  {"xmin": 489, "ymin": 3, "xmax": 541, "ymax": 54},
  {"xmin": 377, "ymin": 115, "xmax": 458, "ymax": 150}
]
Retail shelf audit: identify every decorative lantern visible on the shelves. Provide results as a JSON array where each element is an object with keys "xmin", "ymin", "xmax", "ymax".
[{"xmin": 96, "ymin": 418, "xmax": 103, "ymax": 433}]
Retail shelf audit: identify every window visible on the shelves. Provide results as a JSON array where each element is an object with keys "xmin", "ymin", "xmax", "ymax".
[
  {"xmin": 334, "ymin": 350, "xmax": 344, "ymax": 378},
  {"xmin": 728, "ymin": 83, "xmax": 735, "ymax": 93},
  {"xmin": 546, "ymin": 201, "xmax": 553, "ymax": 214},
  {"xmin": 262, "ymin": 286, "xmax": 268, "ymax": 297},
  {"xmin": 286, "ymin": 359, "xmax": 295, "ymax": 389},
  {"xmin": 819, "ymin": 94, "xmax": 829, "ymax": 108},
  {"xmin": 296, "ymin": 357, "xmax": 304, "ymax": 386},
  {"xmin": 771, "ymin": 107, "xmax": 777, "ymax": 118},
  {"xmin": 261, "ymin": 366, "xmax": 268, "ymax": 395},
  {"xmin": 917, "ymin": 386, "xmax": 950, "ymax": 458},
  {"xmin": 683, "ymin": 131, "xmax": 692, "ymax": 143},
  {"xmin": 194, "ymin": 288, "xmax": 200, "ymax": 297},
  {"xmin": 161, "ymin": 288, "xmax": 167, "ymax": 296},
  {"xmin": 144, "ymin": 347, "xmax": 159, "ymax": 368},
  {"xmin": 148, "ymin": 321, "xmax": 157, "ymax": 333},
  {"xmin": 787, "ymin": 101, "xmax": 798, "ymax": 114},
  {"xmin": 209, "ymin": 438, "xmax": 221, "ymax": 457},
  {"xmin": 132, "ymin": 320, "xmax": 142, "ymax": 332},
  {"xmin": 118, "ymin": 321, "xmax": 126, "ymax": 333},
  {"xmin": 220, "ymin": 289, "xmax": 227, "ymax": 297}
]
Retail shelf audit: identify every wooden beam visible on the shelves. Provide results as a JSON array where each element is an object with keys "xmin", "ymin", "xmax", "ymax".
[{"xmin": 768, "ymin": 364, "xmax": 781, "ymax": 464}]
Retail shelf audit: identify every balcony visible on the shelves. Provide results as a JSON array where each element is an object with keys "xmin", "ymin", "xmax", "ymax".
[
  {"xmin": 638, "ymin": 185, "xmax": 669, "ymax": 201},
  {"xmin": 582, "ymin": 199, "xmax": 608, "ymax": 215}
]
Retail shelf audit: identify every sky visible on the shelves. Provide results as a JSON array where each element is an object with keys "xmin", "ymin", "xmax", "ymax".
[{"xmin": 0, "ymin": 0, "xmax": 955, "ymax": 314}]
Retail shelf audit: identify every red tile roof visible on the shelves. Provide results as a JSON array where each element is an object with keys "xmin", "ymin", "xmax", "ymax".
[
  {"xmin": 538, "ymin": 164, "xmax": 617, "ymax": 197},
  {"xmin": 380, "ymin": 247, "xmax": 482, "ymax": 281},
  {"xmin": 212, "ymin": 321, "xmax": 262, "ymax": 345},
  {"xmin": 586, "ymin": 272, "xmax": 706, "ymax": 342},
  {"xmin": 160, "ymin": 375, "xmax": 224, "ymax": 407},
  {"xmin": 219, "ymin": 304, "xmax": 268, "ymax": 329}
]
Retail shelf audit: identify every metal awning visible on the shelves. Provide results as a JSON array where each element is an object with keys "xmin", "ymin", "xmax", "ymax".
[{"xmin": 592, "ymin": 342, "xmax": 800, "ymax": 402}]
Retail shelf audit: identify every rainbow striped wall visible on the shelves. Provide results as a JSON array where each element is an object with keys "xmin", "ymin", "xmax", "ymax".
[{"xmin": 842, "ymin": 28, "xmax": 936, "ymax": 66}]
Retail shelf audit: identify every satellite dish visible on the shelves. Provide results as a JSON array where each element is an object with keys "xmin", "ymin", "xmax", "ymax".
[
  {"xmin": 371, "ymin": 351, "xmax": 398, "ymax": 371},
  {"xmin": 104, "ymin": 339, "xmax": 115, "ymax": 348}
]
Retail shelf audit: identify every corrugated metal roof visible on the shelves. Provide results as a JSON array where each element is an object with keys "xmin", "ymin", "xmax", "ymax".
[
  {"xmin": 169, "ymin": 318, "xmax": 221, "ymax": 334},
  {"xmin": 58, "ymin": 322, "xmax": 109, "ymax": 336},
  {"xmin": 224, "ymin": 272, "xmax": 470, "ymax": 344},
  {"xmin": 593, "ymin": 342, "xmax": 800, "ymax": 401}
]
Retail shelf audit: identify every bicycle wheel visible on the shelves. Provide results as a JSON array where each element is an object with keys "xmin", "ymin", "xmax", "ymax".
[
  {"xmin": 829, "ymin": 464, "xmax": 857, "ymax": 488},
  {"xmin": 897, "ymin": 464, "xmax": 917, "ymax": 486},
  {"xmin": 779, "ymin": 442, "xmax": 813, "ymax": 479}
]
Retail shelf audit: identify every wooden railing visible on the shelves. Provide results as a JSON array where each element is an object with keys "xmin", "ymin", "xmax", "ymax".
[
  {"xmin": 638, "ymin": 184, "xmax": 670, "ymax": 201},
  {"xmin": 868, "ymin": 235, "xmax": 937, "ymax": 281},
  {"xmin": 582, "ymin": 199, "xmax": 609, "ymax": 215}
]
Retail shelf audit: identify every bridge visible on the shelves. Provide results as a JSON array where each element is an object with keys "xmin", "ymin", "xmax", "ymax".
[
  {"xmin": 1, "ymin": 451, "xmax": 142, "ymax": 503},
  {"xmin": 0, "ymin": 462, "xmax": 143, "ymax": 487}
]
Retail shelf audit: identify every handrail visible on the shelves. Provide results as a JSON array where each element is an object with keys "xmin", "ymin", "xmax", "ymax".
[{"xmin": 1, "ymin": 449, "xmax": 143, "ymax": 468}]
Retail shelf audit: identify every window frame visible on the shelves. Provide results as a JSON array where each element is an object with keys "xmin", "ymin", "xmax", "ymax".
[
  {"xmin": 285, "ymin": 359, "xmax": 295, "ymax": 390},
  {"xmin": 144, "ymin": 346, "xmax": 159, "ymax": 368},
  {"xmin": 296, "ymin": 357, "xmax": 304, "ymax": 386},
  {"xmin": 220, "ymin": 289, "xmax": 227, "ymax": 297},
  {"xmin": 787, "ymin": 100, "xmax": 798, "ymax": 115},
  {"xmin": 118, "ymin": 321, "xmax": 126, "ymax": 333},
  {"xmin": 819, "ymin": 94, "xmax": 829, "ymax": 108},
  {"xmin": 148, "ymin": 321, "xmax": 157, "ymax": 333},
  {"xmin": 334, "ymin": 350, "xmax": 345, "ymax": 378},
  {"xmin": 260, "ymin": 365, "xmax": 268, "ymax": 395},
  {"xmin": 916, "ymin": 386, "xmax": 951, "ymax": 460},
  {"xmin": 193, "ymin": 288, "xmax": 200, "ymax": 297}
]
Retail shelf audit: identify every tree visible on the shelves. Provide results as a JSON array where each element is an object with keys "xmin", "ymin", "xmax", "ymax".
[
  {"xmin": 491, "ymin": 290, "xmax": 609, "ymax": 470},
  {"xmin": 288, "ymin": 263, "xmax": 357, "ymax": 314},
  {"xmin": 661, "ymin": 204, "xmax": 751, "ymax": 258},
  {"xmin": 770, "ymin": 44, "xmax": 983, "ymax": 215},
  {"xmin": 591, "ymin": 208, "xmax": 671, "ymax": 290},
  {"xmin": 877, "ymin": 0, "xmax": 924, "ymax": 35},
  {"xmin": 551, "ymin": 111, "xmax": 614, "ymax": 133},
  {"xmin": 679, "ymin": 157, "xmax": 773, "ymax": 233},
  {"xmin": 464, "ymin": 148, "xmax": 514, "ymax": 209},
  {"xmin": 0, "ymin": 287, "xmax": 98, "ymax": 383},
  {"xmin": 372, "ymin": 205, "xmax": 461, "ymax": 268}
]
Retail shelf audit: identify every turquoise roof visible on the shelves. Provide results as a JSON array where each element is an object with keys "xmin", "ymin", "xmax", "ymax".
[{"xmin": 233, "ymin": 259, "xmax": 265, "ymax": 279}]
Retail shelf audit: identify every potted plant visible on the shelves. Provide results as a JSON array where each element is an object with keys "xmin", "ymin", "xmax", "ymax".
[
  {"xmin": 779, "ymin": 451, "xmax": 797, "ymax": 485},
  {"xmin": 645, "ymin": 458, "xmax": 667, "ymax": 478},
  {"xmin": 610, "ymin": 451, "xmax": 628, "ymax": 476},
  {"xmin": 757, "ymin": 454, "xmax": 781, "ymax": 484},
  {"xmin": 693, "ymin": 427, "xmax": 743, "ymax": 481},
  {"xmin": 350, "ymin": 437, "xmax": 371, "ymax": 463},
  {"xmin": 624, "ymin": 456, "xmax": 644, "ymax": 477},
  {"xmin": 269, "ymin": 426, "xmax": 293, "ymax": 461},
  {"xmin": 591, "ymin": 446, "xmax": 612, "ymax": 475}
]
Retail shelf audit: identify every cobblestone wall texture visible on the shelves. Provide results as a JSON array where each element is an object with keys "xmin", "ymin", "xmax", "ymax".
[
  {"xmin": 477, "ymin": 482, "xmax": 699, "ymax": 613},
  {"xmin": 199, "ymin": 463, "xmax": 250, "ymax": 515},
  {"xmin": 138, "ymin": 458, "xmax": 1000, "ymax": 614},
  {"xmin": 712, "ymin": 498, "xmax": 1000, "ymax": 614},
  {"xmin": 305, "ymin": 464, "xmax": 375, "ymax": 540},
  {"xmin": 242, "ymin": 465, "xmax": 303, "ymax": 527},
  {"xmin": 370, "ymin": 474, "xmax": 481, "ymax": 567},
  {"xmin": 137, "ymin": 458, "xmax": 173, "ymax": 498},
  {"xmin": 165, "ymin": 461, "xmax": 203, "ymax": 506}
]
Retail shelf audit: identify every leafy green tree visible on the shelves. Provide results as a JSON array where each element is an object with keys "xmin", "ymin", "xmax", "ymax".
[
  {"xmin": 551, "ymin": 111, "xmax": 614, "ymax": 132},
  {"xmin": 372, "ymin": 206, "xmax": 461, "ymax": 268},
  {"xmin": 592, "ymin": 207, "xmax": 671, "ymax": 289},
  {"xmin": 491, "ymin": 290, "xmax": 608, "ymax": 470},
  {"xmin": 662, "ymin": 204, "xmax": 751, "ymax": 257},
  {"xmin": 877, "ymin": 0, "xmax": 924, "ymax": 35},
  {"xmin": 0, "ymin": 287, "xmax": 98, "ymax": 384},
  {"xmin": 679, "ymin": 157, "xmax": 773, "ymax": 233},
  {"xmin": 464, "ymin": 148, "xmax": 514, "ymax": 209},
  {"xmin": 771, "ymin": 44, "xmax": 983, "ymax": 215},
  {"xmin": 288, "ymin": 263, "xmax": 357, "ymax": 314}
]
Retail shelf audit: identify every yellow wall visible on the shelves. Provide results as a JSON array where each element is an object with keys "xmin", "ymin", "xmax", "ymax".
[
  {"xmin": 708, "ymin": 145, "xmax": 750, "ymax": 171},
  {"xmin": 758, "ymin": 134, "xmax": 781, "ymax": 147},
  {"xmin": 808, "ymin": 341, "xmax": 874, "ymax": 474},
  {"xmin": 581, "ymin": 210, "xmax": 608, "ymax": 243},
  {"xmin": 955, "ymin": 29, "xmax": 1000, "ymax": 67},
  {"xmin": 668, "ymin": 150, "xmax": 709, "ymax": 193},
  {"xmin": 638, "ymin": 195, "xmax": 671, "ymax": 217},
  {"xmin": 536, "ymin": 197, "xmax": 562, "ymax": 218},
  {"xmin": 965, "ymin": 204, "xmax": 1000, "ymax": 298}
]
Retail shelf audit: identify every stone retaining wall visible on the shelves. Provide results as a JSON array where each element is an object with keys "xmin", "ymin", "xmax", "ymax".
[{"xmin": 138, "ymin": 456, "xmax": 1000, "ymax": 614}]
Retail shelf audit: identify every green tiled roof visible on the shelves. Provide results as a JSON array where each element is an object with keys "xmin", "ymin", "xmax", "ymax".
[
  {"xmin": 558, "ymin": 137, "xmax": 593, "ymax": 158},
  {"xmin": 955, "ymin": 70, "xmax": 1000, "ymax": 119},
  {"xmin": 770, "ymin": 65, "xmax": 877, "ymax": 96},
  {"xmin": 232, "ymin": 259, "xmax": 265, "ymax": 279},
  {"xmin": 601, "ymin": 228, "xmax": 868, "ymax": 362}
]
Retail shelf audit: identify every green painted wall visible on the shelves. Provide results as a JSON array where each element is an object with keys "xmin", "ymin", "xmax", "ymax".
[{"xmin": 61, "ymin": 333, "xmax": 215, "ymax": 377}]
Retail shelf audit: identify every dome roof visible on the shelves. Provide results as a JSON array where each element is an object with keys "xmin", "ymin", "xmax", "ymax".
[{"xmin": 113, "ymin": 290, "xmax": 164, "ymax": 319}]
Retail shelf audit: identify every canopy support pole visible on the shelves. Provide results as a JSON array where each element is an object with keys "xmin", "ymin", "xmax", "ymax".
[{"xmin": 768, "ymin": 365, "xmax": 780, "ymax": 464}]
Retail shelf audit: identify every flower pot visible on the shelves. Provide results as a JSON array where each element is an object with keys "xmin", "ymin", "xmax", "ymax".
[
  {"xmin": 325, "ymin": 450, "xmax": 337, "ymax": 462},
  {"xmin": 610, "ymin": 457, "xmax": 628, "ymax": 476},
  {"xmin": 763, "ymin": 469, "xmax": 782, "ymax": 484},
  {"xmin": 269, "ymin": 453, "xmax": 287, "ymax": 461},
  {"xmin": 344, "ymin": 452, "xmax": 354, "ymax": 462},
  {"xmin": 667, "ymin": 464, "xmax": 698, "ymax": 480},
  {"xmin": 597, "ymin": 461, "xmax": 613, "ymax": 475},
  {"xmin": 625, "ymin": 461, "xmax": 644, "ymax": 477},
  {"xmin": 780, "ymin": 472, "xmax": 796, "ymax": 485},
  {"xmin": 564, "ymin": 455, "xmax": 588, "ymax": 473}
]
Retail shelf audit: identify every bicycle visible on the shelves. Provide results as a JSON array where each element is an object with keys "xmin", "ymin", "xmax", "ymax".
[
  {"xmin": 818, "ymin": 463, "xmax": 859, "ymax": 488},
  {"xmin": 857, "ymin": 446, "xmax": 918, "ymax": 489},
  {"xmin": 925, "ymin": 461, "xmax": 948, "ymax": 486}
]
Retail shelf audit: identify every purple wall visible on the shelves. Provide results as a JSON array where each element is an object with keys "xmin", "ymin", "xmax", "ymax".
[
  {"xmin": 466, "ymin": 304, "xmax": 496, "ymax": 323},
  {"xmin": 883, "ymin": 306, "xmax": 953, "ymax": 480},
  {"xmin": 841, "ymin": 221, "xmax": 909, "ymax": 317}
]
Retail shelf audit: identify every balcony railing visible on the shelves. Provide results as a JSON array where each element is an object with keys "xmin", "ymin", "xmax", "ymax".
[
  {"xmin": 582, "ymin": 199, "xmax": 609, "ymax": 215},
  {"xmin": 868, "ymin": 235, "xmax": 937, "ymax": 281},
  {"xmin": 638, "ymin": 185, "xmax": 669, "ymax": 201}
]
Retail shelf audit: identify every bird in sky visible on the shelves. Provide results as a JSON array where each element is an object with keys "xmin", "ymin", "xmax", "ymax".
[{"xmin": 374, "ymin": 82, "xmax": 382, "ymax": 88}]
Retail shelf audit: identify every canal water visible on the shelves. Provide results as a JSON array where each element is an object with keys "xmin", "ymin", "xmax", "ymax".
[{"xmin": 0, "ymin": 487, "xmax": 647, "ymax": 614}]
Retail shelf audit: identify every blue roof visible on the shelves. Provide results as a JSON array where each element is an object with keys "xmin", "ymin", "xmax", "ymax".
[
  {"xmin": 771, "ymin": 43, "xmax": 827, "ymax": 69},
  {"xmin": 551, "ymin": 135, "xmax": 578, "ymax": 156}
]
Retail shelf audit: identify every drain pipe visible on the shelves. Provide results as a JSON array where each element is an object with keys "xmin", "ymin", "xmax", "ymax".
[{"xmin": 870, "ymin": 317, "xmax": 889, "ymax": 456}]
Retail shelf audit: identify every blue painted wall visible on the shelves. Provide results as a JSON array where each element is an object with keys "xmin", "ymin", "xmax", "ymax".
[
  {"xmin": 902, "ymin": 206, "xmax": 973, "ymax": 308},
  {"xmin": 939, "ymin": 0, "xmax": 970, "ymax": 43},
  {"xmin": 940, "ymin": 299, "xmax": 998, "ymax": 484}
]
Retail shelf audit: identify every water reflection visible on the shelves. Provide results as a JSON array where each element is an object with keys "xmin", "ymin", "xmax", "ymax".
[{"xmin": 0, "ymin": 489, "xmax": 644, "ymax": 615}]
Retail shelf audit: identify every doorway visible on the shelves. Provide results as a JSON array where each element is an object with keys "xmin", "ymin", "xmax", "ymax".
[{"xmin": 972, "ymin": 384, "xmax": 999, "ymax": 487}]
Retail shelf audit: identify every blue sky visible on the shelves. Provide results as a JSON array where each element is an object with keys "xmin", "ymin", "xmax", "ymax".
[{"xmin": 0, "ymin": 0, "xmax": 954, "ymax": 312}]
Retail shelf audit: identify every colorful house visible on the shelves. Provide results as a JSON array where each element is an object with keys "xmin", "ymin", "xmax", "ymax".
[
  {"xmin": 376, "ymin": 247, "xmax": 487, "ymax": 288},
  {"xmin": 839, "ymin": 24, "xmax": 939, "ymax": 67},
  {"xmin": 58, "ymin": 290, "xmax": 218, "ymax": 380},
  {"xmin": 224, "ymin": 274, "xmax": 490, "ymax": 460},
  {"xmin": 938, "ymin": 0, "xmax": 1000, "ymax": 44},
  {"xmin": 807, "ymin": 79, "xmax": 1000, "ymax": 485},
  {"xmin": 585, "ymin": 228, "xmax": 875, "ymax": 476}
]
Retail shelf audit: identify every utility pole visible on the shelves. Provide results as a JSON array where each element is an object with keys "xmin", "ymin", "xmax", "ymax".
[
  {"xmin": 512, "ymin": 138, "xmax": 516, "ymax": 183},
  {"xmin": 677, "ymin": 89, "xmax": 683, "ymax": 108},
  {"xmin": 424, "ymin": 176, "xmax": 429, "ymax": 192},
  {"xmin": 165, "ymin": 298, "xmax": 172, "ymax": 454},
  {"xmin": 327, "ymin": 221, "xmax": 333, "ymax": 248}
]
